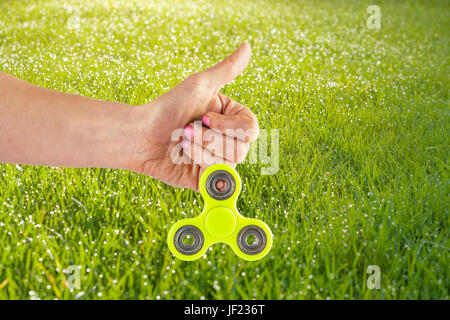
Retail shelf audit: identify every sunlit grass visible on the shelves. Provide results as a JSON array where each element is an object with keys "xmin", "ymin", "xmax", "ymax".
[{"xmin": 0, "ymin": 0, "xmax": 448, "ymax": 299}]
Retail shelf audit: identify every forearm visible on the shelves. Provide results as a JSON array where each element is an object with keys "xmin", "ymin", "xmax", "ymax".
[{"xmin": 0, "ymin": 71, "xmax": 140, "ymax": 170}]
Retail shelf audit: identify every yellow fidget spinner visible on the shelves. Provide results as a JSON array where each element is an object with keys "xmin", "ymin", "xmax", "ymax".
[{"xmin": 167, "ymin": 164, "xmax": 273, "ymax": 261}]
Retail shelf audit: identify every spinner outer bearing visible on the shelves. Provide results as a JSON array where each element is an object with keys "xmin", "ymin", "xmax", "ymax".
[
  {"xmin": 173, "ymin": 225, "xmax": 204, "ymax": 255},
  {"xmin": 237, "ymin": 225, "xmax": 267, "ymax": 255},
  {"xmin": 205, "ymin": 170, "xmax": 236, "ymax": 200}
]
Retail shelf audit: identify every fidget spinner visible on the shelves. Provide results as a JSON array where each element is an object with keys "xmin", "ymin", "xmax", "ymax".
[{"xmin": 167, "ymin": 164, "xmax": 273, "ymax": 261}]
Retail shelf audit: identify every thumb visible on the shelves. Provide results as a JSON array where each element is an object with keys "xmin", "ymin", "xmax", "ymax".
[{"xmin": 203, "ymin": 42, "xmax": 251, "ymax": 89}]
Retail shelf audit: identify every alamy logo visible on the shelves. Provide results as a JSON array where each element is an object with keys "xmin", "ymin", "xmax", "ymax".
[
  {"xmin": 366, "ymin": 265, "xmax": 381, "ymax": 289},
  {"xmin": 366, "ymin": 5, "xmax": 381, "ymax": 30},
  {"xmin": 171, "ymin": 124, "xmax": 279, "ymax": 175},
  {"xmin": 67, "ymin": 265, "xmax": 81, "ymax": 291}
]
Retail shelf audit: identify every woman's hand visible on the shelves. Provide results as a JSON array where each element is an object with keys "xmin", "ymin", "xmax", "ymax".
[
  {"xmin": 0, "ymin": 43, "xmax": 258, "ymax": 192},
  {"xmin": 128, "ymin": 42, "xmax": 259, "ymax": 191}
]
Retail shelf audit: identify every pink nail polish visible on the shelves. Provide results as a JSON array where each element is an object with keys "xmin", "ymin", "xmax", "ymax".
[
  {"xmin": 202, "ymin": 115, "xmax": 210, "ymax": 127},
  {"xmin": 184, "ymin": 125, "xmax": 194, "ymax": 138}
]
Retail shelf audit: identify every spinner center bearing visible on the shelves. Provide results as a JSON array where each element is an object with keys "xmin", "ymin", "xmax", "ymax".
[
  {"xmin": 205, "ymin": 170, "xmax": 236, "ymax": 200},
  {"xmin": 205, "ymin": 207, "xmax": 236, "ymax": 238}
]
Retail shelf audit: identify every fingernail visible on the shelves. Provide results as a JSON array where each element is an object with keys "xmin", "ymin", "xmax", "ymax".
[
  {"xmin": 184, "ymin": 125, "xmax": 194, "ymax": 138},
  {"xmin": 202, "ymin": 115, "xmax": 210, "ymax": 127},
  {"xmin": 180, "ymin": 139, "xmax": 189, "ymax": 149}
]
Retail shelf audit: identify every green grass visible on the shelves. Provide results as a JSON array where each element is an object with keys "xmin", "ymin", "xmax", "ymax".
[{"xmin": 0, "ymin": 0, "xmax": 448, "ymax": 299}]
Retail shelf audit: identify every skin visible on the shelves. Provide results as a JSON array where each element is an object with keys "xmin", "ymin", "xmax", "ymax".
[{"xmin": 0, "ymin": 42, "xmax": 258, "ymax": 191}]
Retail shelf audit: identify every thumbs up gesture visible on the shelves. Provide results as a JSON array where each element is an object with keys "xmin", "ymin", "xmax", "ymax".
[{"xmin": 128, "ymin": 42, "xmax": 259, "ymax": 191}]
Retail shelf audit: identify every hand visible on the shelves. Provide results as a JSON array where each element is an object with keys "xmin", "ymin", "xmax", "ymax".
[{"xmin": 128, "ymin": 42, "xmax": 259, "ymax": 191}]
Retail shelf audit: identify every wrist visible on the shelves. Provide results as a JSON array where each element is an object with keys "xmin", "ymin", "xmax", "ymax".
[
  {"xmin": 85, "ymin": 101, "xmax": 145, "ymax": 172},
  {"xmin": 108, "ymin": 103, "xmax": 146, "ymax": 172}
]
